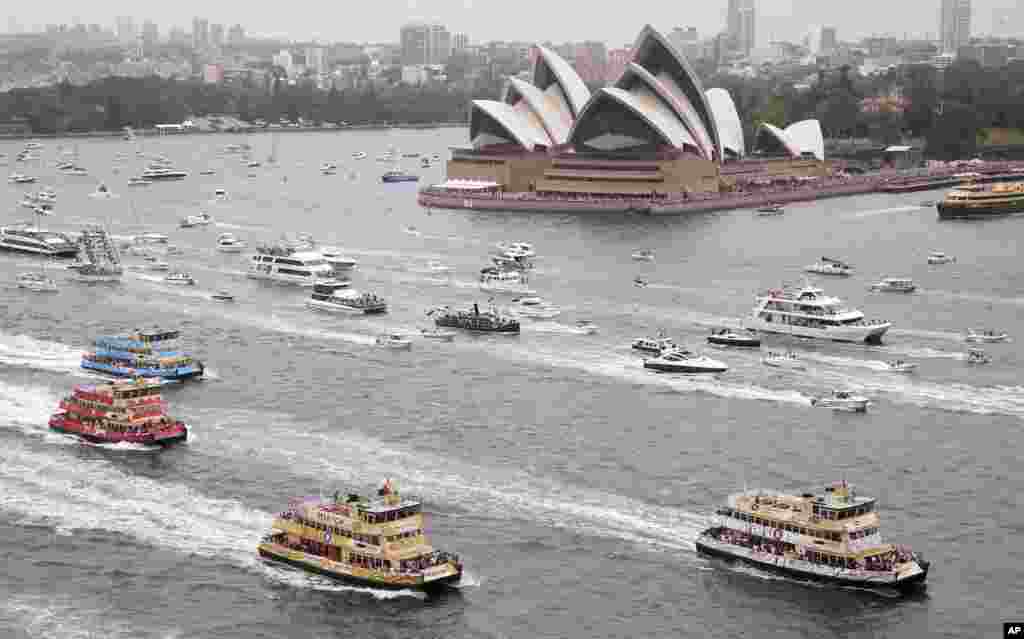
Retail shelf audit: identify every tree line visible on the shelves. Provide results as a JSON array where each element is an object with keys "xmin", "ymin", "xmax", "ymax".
[{"xmin": 0, "ymin": 76, "xmax": 478, "ymax": 134}]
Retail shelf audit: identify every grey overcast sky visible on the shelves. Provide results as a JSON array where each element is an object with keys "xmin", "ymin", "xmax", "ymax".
[{"xmin": 12, "ymin": 0, "xmax": 1023, "ymax": 44}]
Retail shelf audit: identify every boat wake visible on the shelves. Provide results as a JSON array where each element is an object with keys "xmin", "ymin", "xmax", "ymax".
[
  {"xmin": 0, "ymin": 331, "xmax": 81, "ymax": 374},
  {"xmin": 848, "ymin": 205, "xmax": 923, "ymax": 219},
  {"xmin": 2, "ymin": 596, "xmax": 174, "ymax": 639},
  {"xmin": 260, "ymin": 565, "xmax": 425, "ymax": 599},
  {"xmin": 213, "ymin": 221, "xmax": 269, "ymax": 232}
]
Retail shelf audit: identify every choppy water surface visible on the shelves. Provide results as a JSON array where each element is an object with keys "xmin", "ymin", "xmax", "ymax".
[{"xmin": 1, "ymin": 131, "xmax": 1022, "ymax": 638}]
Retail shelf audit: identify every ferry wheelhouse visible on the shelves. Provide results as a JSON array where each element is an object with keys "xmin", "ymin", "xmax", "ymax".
[
  {"xmin": 696, "ymin": 482, "xmax": 929, "ymax": 591},
  {"xmin": 748, "ymin": 285, "xmax": 890, "ymax": 343},
  {"xmin": 81, "ymin": 329, "xmax": 204, "ymax": 381},
  {"xmin": 258, "ymin": 480, "xmax": 463, "ymax": 592},
  {"xmin": 248, "ymin": 245, "xmax": 333, "ymax": 285},
  {"xmin": 48, "ymin": 377, "xmax": 188, "ymax": 446}
]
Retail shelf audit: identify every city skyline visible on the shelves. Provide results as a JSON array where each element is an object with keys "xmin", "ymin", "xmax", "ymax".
[{"xmin": 6, "ymin": 0, "xmax": 1021, "ymax": 45}]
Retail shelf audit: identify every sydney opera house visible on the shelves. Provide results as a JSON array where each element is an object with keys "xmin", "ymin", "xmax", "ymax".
[{"xmin": 440, "ymin": 25, "xmax": 828, "ymax": 198}]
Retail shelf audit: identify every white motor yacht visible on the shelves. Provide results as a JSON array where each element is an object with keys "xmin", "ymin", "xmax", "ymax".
[
  {"xmin": 761, "ymin": 351, "xmax": 806, "ymax": 370},
  {"xmin": 479, "ymin": 267, "xmax": 535, "ymax": 295},
  {"xmin": 164, "ymin": 272, "xmax": 196, "ymax": 285},
  {"xmin": 886, "ymin": 360, "xmax": 918, "ymax": 373},
  {"xmin": 376, "ymin": 334, "xmax": 412, "ymax": 350},
  {"xmin": 632, "ymin": 336, "xmax": 677, "ymax": 353},
  {"xmin": 748, "ymin": 285, "xmax": 890, "ymax": 343},
  {"xmin": 804, "ymin": 257, "xmax": 853, "ymax": 276},
  {"xmin": 419, "ymin": 327, "xmax": 456, "ymax": 341},
  {"xmin": 869, "ymin": 278, "xmax": 916, "ymax": 293},
  {"xmin": 810, "ymin": 390, "xmax": 869, "ymax": 412},
  {"xmin": 180, "ymin": 212, "xmax": 213, "ymax": 228},
  {"xmin": 216, "ymin": 233, "xmax": 248, "ymax": 253},
  {"xmin": 320, "ymin": 247, "xmax": 358, "ymax": 271},
  {"xmin": 927, "ymin": 251, "xmax": 956, "ymax": 265},
  {"xmin": 643, "ymin": 348, "xmax": 728, "ymax": 373},
  {"xmin": 964, "ymin": 329, "xmax": 1009, "ymax": 343},
  {"xmin": 248, "ymin": 245, "xmax": 333, "ymax": 285}
]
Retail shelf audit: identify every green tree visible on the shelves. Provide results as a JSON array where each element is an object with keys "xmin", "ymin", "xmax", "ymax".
[{"xmin": 926, "ymin": 103, "xmax": 978, "ymax": 160}]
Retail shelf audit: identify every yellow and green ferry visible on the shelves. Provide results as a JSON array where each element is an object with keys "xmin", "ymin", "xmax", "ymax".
[{"xmin": 258, "ymin": 480, "xmax": 463, "ymax": 592}]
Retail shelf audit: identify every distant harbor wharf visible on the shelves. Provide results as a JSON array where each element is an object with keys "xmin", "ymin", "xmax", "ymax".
[
  {"xmin": 0, "ymin": 121, "xmax": 466, "ymax": 141},
  {"xmin": 418, "ymin": 161, "xmax": 1024, "ymax": 215}
]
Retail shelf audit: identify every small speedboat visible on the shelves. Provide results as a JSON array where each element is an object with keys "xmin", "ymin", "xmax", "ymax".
[
  {"xmin": 128, "ymin": 177, "xmax": 153, "ymax": 186},
  {"xmin": 8, "ymin": 173, "xmax": 36, "ymax": 184},
  {"xmin": 707, "ymin": 328, "xmax": 761, "ymax": 347},
  {"xmin": 426, "ymin": 260, "xmax": 453, "ymax": 273},
  {"xmin": 216, "ymin": 233, "xmax": 247, "ymax": 252},
  {"xmin": 214, "ymin": 188, "xmax": 228, "ymax": 199},
  {"xmin": 966, "ymin": 348, "xmax": 991, "ymax": 364},
  {"xmin": 352, "ymin": 152, "xmax": 367, "ymax": 160},
  {"xmin": 144, "ymin": 259, "xmax": 170, "ymax": 271},
  {"xmin": 199, "ymin": 169, "xmax": 216, "ymax": 176},
  {"xmin": 644, "ymin": 348, "xmax": 728, "ymax": 373},
  {"xmin": 320, "ymin": 163, "xmax": 338, "ymax": 175},
  {"xmin": 510, "ymin": 296, "xmax": 561, "ymax": 319},
  {"xmin": 180, "ymin": 212, "xmax": 213, "ymax": 228},
  {"xmin": 573, "ymin": 320, "xmax": 598, "ymax": 335},
  {"xmin": 134, "ymin": 233, "xmax": 169, "ymax": 244},
  {"xmin": 755, "ymin": 203, "xmax": 784, "ymax": 215},
  {"xmin": 321, "ymin": 247, "xmax": 358, "ymax": 271},
  {"xmin": 420, "ymin": 157, "xmax": 431, "ymax": 168},
  {"xmin": 870, "ymin": 277, "xmax": 916, "ymax": 293},
  {"xmin": 633, "ymin": 277, "xmax": 648, "ymax": 288},
  {"xmin": 964, "ymin": 329, "xmax": 1008, "ymax": 343},
  {"xmin": 64, "ymin": 167, "xmax": 89, "ymax": 176},
  {"xmin": 761, "ymin": 351, "xmax": 805, "ymax": 370},
  {"xmin": 496, "ymin": 242, "xmax": 535, "ymax": 258},
  {"xmin": 804, "ymin": 257, "xmax": 852, "ymax": 276},
  {"xmin": 164, "ymin": 272, "xmax": 196, "ymax": 285},
  {"xmin": 631, "ymin": 249, "xmax": 655, "ymax": 261},
  {"xmin": 886, "ymin": 360, "xmax": 917, "ymax": 373},
  {"xmin": 419, "ymin": 327, "xmax": 455, "ymax": 341},
  {"xmin": 810, "ymin": 390, "xmax": 869, "ymax": 412},
  {"xmin": 211, "ymin": 291, "xmax": 235, "ymax": 302},
  {"xmin": 17, "ymin": 272, "xmax": 58, "ymax": 293},
  {"xmin": 375, "ymin": 334, "xmax": 412, "ymax": 350},
  {"xmin": 927, "ymin": 251, "xmax": 956, "ymax": 265},
  {"xmin": 632, "ymin": 336, "xmax": 676, "ymax": 353},
  {"xmin": 920, "ymin": 200, "xmax": 936, "ymax": 208},
  {"xmin": 382, "ymin": 170, "xmax": 418, "ymax": 183}
]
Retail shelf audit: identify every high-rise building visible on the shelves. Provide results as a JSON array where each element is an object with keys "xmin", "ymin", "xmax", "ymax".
[
  {"xmin": 227, "ymin": 24, "xmax": 245, "ymax": 45},
  {"xmin": 142, "ymin": 21, "xmax": 159, "ymax": 49},
  {"xmin": 116, "ymin": 16, "xmax": 136, "ymax": 43},
  {"xmin": 210, "ymin": 23, "xmax": 224, "ymax": 49},
  {"xmin": 306, "ymin": 46, "xmax": 327, "ymax": 75},
  {"xmin": 192, "ymin": 17, "xmax": 209, "ymax": 50},
  {"xmin": 169, "ymin": 26, "xmax": 188, "ymax": 45},
  {"xmin": 453, "ymin": 32, "xmax": 470, "ymax": 54},
  {"xmin": 940, "ymin": 0, "xmax": 971, "ymax": 54},
  {"xmin": 819, "ymin": 27, "xmax": 837, "ymax": 54},
  {"xmin": 727, "ymin": 0, "xmax": 756, "ymax": 55},
  {"xmin": 400, "ymin": 22, "xmax": 452, "ymax": 65}
]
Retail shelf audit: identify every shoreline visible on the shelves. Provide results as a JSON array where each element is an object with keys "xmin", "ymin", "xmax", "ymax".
[
  {"xmin": 418, "ymin": 163, "xmax": 1024, "ymax": 216},
  {"xmin": 0, "ymin": 122, "xmax": 466, "ymax": 142}
]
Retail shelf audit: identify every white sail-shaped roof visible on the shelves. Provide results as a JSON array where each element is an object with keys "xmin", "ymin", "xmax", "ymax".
[
  {"xmin": 614, "ymin": 63, "xmax": 701, "ymax": 155},
  {"xmin": 533, "ymin": 46, "xmax": 591, "ymax": 119},
  {"xmin": 568, "ymin": 87, "xmax": 694, "ymax": 152},
  {"xmin": 503, "ymin": 77, "xmax": 569, "ymax": 145},
  {"xmin": 784, "ymin": 119, "xmax": 825, "ymax": 161},
  {"xmin": 754, "ymin": 122, "xmax": 801, "ymax": 157},
  {"xmin": 705, "ymin": 88, "xmax": 745, "ymax": 159},
  {"xmin": 470, "ymin": 100, "xmax": 551, "ymax": 151},
  {"xmin": 630, "ymin": 25, "xmax": 721, "ymax": 160}
]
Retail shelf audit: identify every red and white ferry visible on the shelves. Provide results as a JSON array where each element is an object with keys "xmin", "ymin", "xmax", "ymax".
[{"xmin": 48, "ymin": 378, "xmax": 188, "ymax": 446}]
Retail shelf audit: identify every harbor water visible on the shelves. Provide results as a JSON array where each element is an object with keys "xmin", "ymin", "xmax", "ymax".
[{"xmin": 1, "ymin": 130, "xmax": 1022, "ymax": 638}]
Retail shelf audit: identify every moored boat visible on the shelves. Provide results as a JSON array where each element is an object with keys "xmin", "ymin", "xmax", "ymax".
[
  {"xmin": 696, "ymin": 482, "xmax": 930, "ymax": 592},
  {"xmin": 257, "ymin": 481, "xmax": 463, "ymax": 591},
  {"xmin": 48, "ymin": 377, "xmax": 188, "ymax": 446}
]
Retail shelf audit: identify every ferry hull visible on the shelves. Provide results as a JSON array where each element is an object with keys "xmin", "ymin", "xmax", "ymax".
[
  {"xmin": 48, "ymin": 415, "xmax": 188, "ymax": 446},
  {"xmin": 746, "ymin": 319, "xmax": 890, "ymax": 344},
  {"xmin": 81, "ymin": 360, "xmax": 204, "ymax": 381},
  {"xmin": 696, "ymin": 532, "xmax": 929, "ymax": 592},
  {"xmin": 937, "ymin": 201, "xmax": 1024, "ymax": 219},
  {"xmin": 257, "ymin": 543, "xmax": 461, "ymax": 593}
]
